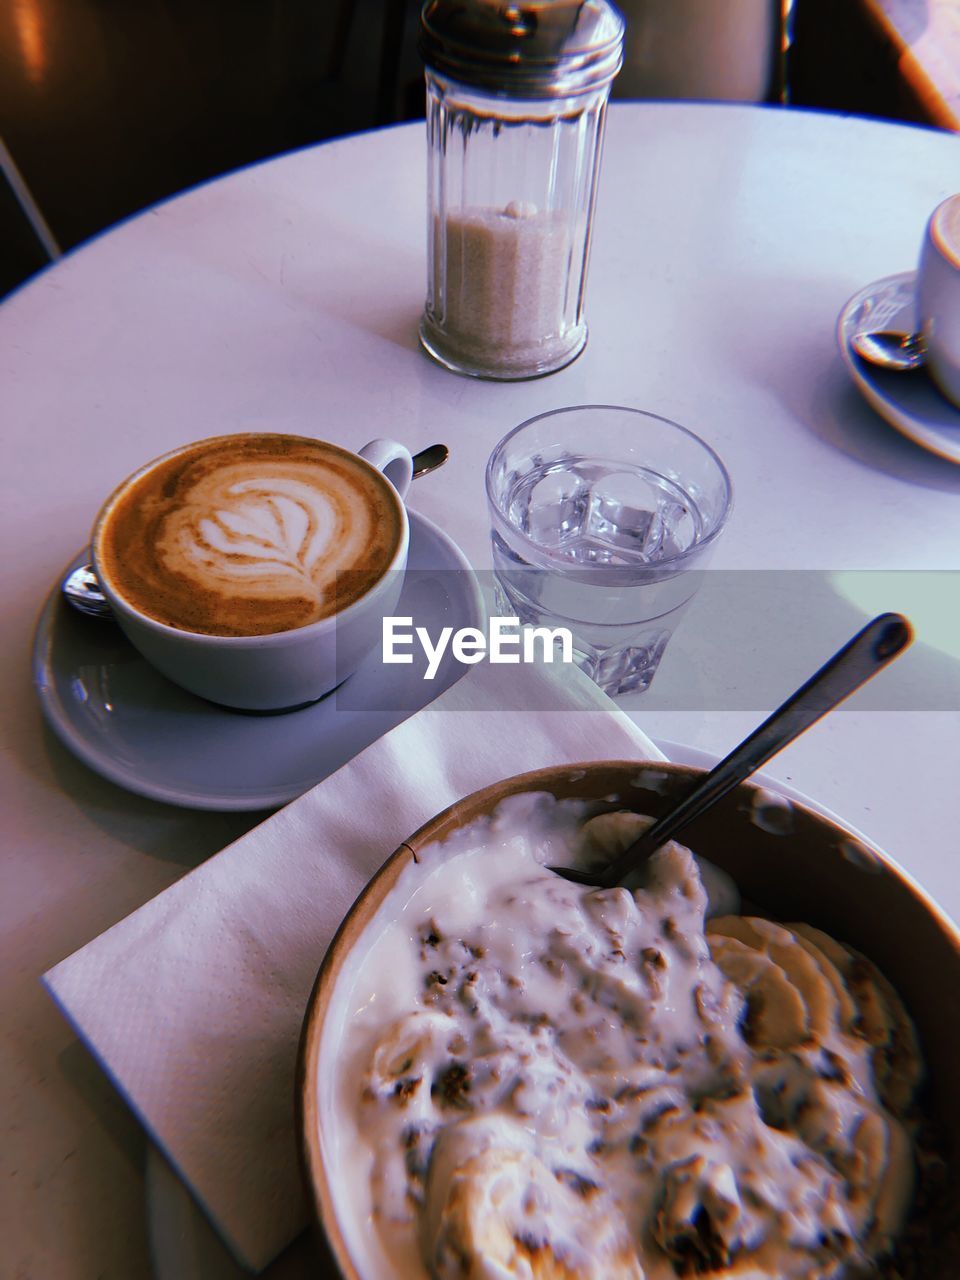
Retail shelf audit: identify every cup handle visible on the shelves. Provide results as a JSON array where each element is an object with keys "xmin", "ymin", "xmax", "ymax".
[{"xmin": 358, "ymin": 439, "xmax": 413, "ymax": 500}]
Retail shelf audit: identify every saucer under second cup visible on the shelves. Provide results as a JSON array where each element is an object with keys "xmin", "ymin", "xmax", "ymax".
[{"xmin": 838, "ymin": 270, "xmax": 960, "ymax": 464}]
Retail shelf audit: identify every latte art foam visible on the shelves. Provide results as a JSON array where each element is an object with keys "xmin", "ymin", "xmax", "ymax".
[
  {"xmin": 95, "ymin": 435, "xmax": 403, "ymax": 636},
  {"xmin": 160, "ymin": 474, "xmax": 346, "ymax": 597}
]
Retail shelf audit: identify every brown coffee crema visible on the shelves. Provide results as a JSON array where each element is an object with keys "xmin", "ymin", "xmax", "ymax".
[{"xmin": 95, "ymin": 435, "xmax": 403, "ymax": 637}]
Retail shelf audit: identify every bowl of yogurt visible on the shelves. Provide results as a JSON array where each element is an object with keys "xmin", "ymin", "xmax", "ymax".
[{"xmin": 298, "ymin": 762, "xmax": 960, "ymax": 1280}]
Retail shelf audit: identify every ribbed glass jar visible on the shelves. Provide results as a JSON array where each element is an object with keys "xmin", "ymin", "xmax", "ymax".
[{"xmin": 418, "ymin": 0, "xmax": 624, "ymax": 380}]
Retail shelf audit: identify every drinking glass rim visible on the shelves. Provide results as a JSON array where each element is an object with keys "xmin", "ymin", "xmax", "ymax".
[{"xmin": 484, "ymin": 403, "xmax": 734, "ymax": 568}]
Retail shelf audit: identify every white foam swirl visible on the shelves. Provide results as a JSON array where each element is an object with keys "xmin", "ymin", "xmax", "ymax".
[{"xmin": 156, "ymin": 465, "xmax": 373, "ymax": 611}]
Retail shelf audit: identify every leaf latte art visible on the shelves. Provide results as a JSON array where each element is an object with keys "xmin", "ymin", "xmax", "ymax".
[
  {"xmin": 95, "ymin": 436, "xmax": 403, "ymax": 636},
  {"xmin": 162, "ymin": 474, "xmax": 362, "ymax": 599}
]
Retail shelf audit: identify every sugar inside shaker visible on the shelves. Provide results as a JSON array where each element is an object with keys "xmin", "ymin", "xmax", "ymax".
[{"xmin": 419, "ymin": 0, "xmax": 624, "ymax": 380}]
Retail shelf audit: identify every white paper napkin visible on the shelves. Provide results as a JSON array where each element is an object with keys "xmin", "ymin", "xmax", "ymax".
[{"xmin": 44, "ymin": 659, "xmax": 665, "ymax": 1273}]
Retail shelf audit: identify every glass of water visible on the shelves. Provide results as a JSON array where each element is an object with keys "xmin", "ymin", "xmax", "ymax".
[{"xmin": 485, "ymin": 405, "xmax": 733, "ymax": 696}]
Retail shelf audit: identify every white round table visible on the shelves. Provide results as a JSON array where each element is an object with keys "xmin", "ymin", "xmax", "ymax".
[{"xmin": 3, "ymin": 103, "xmax": 959, "ymax": 1279}]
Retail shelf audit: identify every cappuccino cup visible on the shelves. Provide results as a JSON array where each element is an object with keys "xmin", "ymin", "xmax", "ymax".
[
  {"xmin": 918, "ymin": 192, "xmax": 960, "ymax": 407},
  {"xmin": 90, "ymin": 434, "xmax": 412, "ymax": 711}
]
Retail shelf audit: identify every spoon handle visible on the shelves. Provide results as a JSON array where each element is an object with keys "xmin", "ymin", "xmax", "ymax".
[{"xmin": 580, "ymin": 613, "xmax": 912, "ymax": 889}]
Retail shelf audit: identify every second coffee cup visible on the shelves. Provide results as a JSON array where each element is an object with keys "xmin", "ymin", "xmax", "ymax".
[
  {"xmin": 90, "ymin": 433, "xmax": 412, "ymax": 711},
  {"xmin": 918, "ymin": 192, "xmax": 960, "ymax": 408}
]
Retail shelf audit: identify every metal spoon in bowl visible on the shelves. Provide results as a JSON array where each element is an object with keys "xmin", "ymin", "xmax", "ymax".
[
  {"xmin": 61, "ymin": 442, "xmax": 450, "ymax": 620},
  {"xmin": 850, "ymin": 329, "xmax": 926, "ymax": 372},
  {"xmin": 550, "ymin": 612, "xmax": 913, "ymax": 888}
]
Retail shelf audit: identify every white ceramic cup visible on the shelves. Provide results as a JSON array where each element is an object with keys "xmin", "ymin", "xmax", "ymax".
[
  {"xmin": 91, "ymin": 436, "xmax": 413, "ymax": 711},
  {"xmin": 918, "ymin": 192, "xmax": 960, "ymax": 408}
]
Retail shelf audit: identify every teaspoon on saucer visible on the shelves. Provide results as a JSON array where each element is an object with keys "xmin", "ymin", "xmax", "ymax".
[
  {"xmin": 850, "ymin": 329, "xmax": 926, "ymax": 372},
  {"xmin": 62, "ymin": 442, "xmax": 451, "ymax": 620},
  {"xmin": 61, "ymin": 563, "xmax": 114, "ymax": 619},
  {"xmin": 550, "ymin": 612, "xmax": 913, "ymax": 888}
]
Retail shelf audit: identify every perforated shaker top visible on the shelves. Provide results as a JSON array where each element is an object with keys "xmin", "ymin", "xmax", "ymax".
[{"xmin": 419, "ymin": 0, "xmax": 625, "ymax": 97}]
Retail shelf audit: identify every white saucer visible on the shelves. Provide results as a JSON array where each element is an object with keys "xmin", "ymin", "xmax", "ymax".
[
  {"xmin": 33, "ymin": 511, "xmax": 484, "ymax": 811},
  {"xmin": 838, "ymin": 269, "xmax": 960, "ymax": 464}
]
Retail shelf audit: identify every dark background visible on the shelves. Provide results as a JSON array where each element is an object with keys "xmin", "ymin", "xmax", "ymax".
[{"xmin": 0, "ymin": 0, "xmax": 941, "ymax": 300}]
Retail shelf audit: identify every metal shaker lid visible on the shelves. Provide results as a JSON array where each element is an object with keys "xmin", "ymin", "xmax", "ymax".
[{"xmin": 419, "ymin": 0, "xmax": 624, "ymax": 98}]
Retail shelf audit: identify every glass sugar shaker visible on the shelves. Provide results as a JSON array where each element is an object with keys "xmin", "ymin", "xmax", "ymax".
[{"xmin": 418, "ymin": 0, "xmax": 625, "ymax": 380}]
